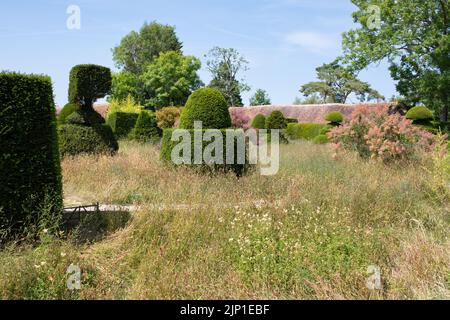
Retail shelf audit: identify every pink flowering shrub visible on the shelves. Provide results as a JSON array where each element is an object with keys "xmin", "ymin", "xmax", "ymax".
[
  {"xmin": 328, "ymin": 105, "xmax": 436, "ymax": 162},
  {"xmin": 230, "ymin": 108, "xmax": 251, "ymax": 130}
]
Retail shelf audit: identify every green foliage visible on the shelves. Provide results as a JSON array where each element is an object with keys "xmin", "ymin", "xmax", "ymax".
[
  {"xmin": 342, "ymin": 0, "xmax": 449, "ymax": 121},
  {"xmin": 285, "ymin": 123, "xmax": 328, "ymax": 140},
  {"xmin": 112, "ymin": 21, "xmax": 183, "ymax": 75},
  {"xmin": 140, "ymin": 51, "xmax": 203, "ymax": 109},
  {"xmin": 179, "ymin": 88, "xmax": 231, "ymax": 129},
  {"xmin": 251, "ymin": 114, "xmax": 266, "ymax": 129},
  {"xmin": 160, "ymin": 129, "xmax": 251, "ymax": 176},
  {"xmin": 107, "ymin": 95, "xmax": 141, "ymax": 117},
  {"xmin": 406, "ymin": 106, "xmax": 434, "ymax": 122},
  {"xmin": 69, "ymin": 64, "xmax": 112, "ymax": 108},
  {"xmin": 106, "ymin": 112, "xmax": 139, "ymax": 138},
  {"xmin": 265, "ymin": 111, "xmax": 287, "ymax": 130},
  {"xmin": 206, "ymin": 47, "xmax": 250, "ymax": 107},
  {"xmin": 300, "ymin": 60, "xmax": 383, "ymax": 103},
  {"xmin": 325, "ymin": 111, "xmax": 344, "ymax": 125},
  {"xmin": 293, "ymin": 94, "xmax": 323, "ymax": 105},
  {"xmin": 110, "ymin": 72, "xmax": 140, "ymax": 102},
  {"xmin": 66, "ymin": 109, "xmax": 105, "ymax": 126},
  {"xmin": 130, "ymin": 111, "xmax": 160, "ymax": 143},
  {"xmin": 156, "ymin": 107, "xmax": 182, "ymax": 129},
  {"xmin": 320, "ymin": 125, "xmax": 333, "ymax": 135},
  {"xmin": 313, "ymin": 134, "xmax": 329, "ymax": 144},
  {"xmin": 58, "ymin": 103, "xmax": 80, "ymax": 125},
  {"xmin": 0, "ymin": 72, "xmax": 63, "ymax": 237},
  {"xmin": 250, "ymin": 89, "xmax": 271, "ymax": 106},
  {"xmin": 59, "ymin": 124, "xmax": 119, "ymax": 157},
  {"xmin": 285, "ymin": 118, "xmax": 298, "ymax": 124}
]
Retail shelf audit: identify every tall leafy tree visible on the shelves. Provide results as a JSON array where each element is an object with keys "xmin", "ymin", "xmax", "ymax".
[
  {"xmin": 342, "ymin": 0, "xmax": 449, "ymax": 121},
  {"xmin": 206, "ymin": 47, "xmax": 250, "ymax": 107},
  {"xmin": 250, "ymin": 89, "xmax": 272, "ymax": 106},
  {"xmin": 112, "ymin": 21, "xmax": 183, "ymax": 75},
  {"xmin": 140, "ymin": 51, "xmax": 203, "ymax": 109},
  {"xmin": 110, "ymin": 71, "xmax": 140, "ymax": 102},
  {"xmin": 300, "ymin": 60, "xmax": 383, "ymax": 103}
]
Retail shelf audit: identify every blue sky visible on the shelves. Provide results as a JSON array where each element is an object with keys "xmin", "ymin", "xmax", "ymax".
[{"xmin": 0, "ymin": 0, "xmax": 396, "ymax": 106}]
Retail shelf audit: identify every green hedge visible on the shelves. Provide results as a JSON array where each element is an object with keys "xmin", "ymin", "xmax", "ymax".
[
  {"xmin": 69, "ymin": 64, "xmax": 112, "ymax": 108},
  {"xmin": 106, "ymin": 112, "xmax": 139, "ymax": 138},
  {"xmin": 0, "ymin": 72, "xmax": 63, "ymax": 236},
  {"xmin": 285, "ymin": 118, "xmax": 298, "ymax": 124},
  {"xmin": 285, "ymin": 123, "xmax": 328, "ymax": 140},
  {"xmin": 130, "ymin": 111, "xmax": 161, "ymax": 143},
  {"xmin": 160, "ymin": 129, "xmax": 252, "ymax": 176},
  {"xmin": 59, "ymin": 124, "xmax": 119, "ymax": 157},
  {"xmin": 319, "ymin": 125, "xmax": 333, "ymax": 135},
  {"xmin": 313, "ymin": 134, "xmax": 329, "ymax": 144},
  {"xmin": 66, "ymin": 109, "xmax": 105, "ymax": 126},
  {"xmin": 179, "ymin": 88, "xmax": 231, "ymax": 129},
  {"xmin": 58, "ymin": 103, "xmax": 80, "ymax": 124}
]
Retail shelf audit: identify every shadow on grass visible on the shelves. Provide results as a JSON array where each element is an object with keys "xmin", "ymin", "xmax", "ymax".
[{"xmin": 62, "ymin": 210, "xmax": 131, "ymax": 245}]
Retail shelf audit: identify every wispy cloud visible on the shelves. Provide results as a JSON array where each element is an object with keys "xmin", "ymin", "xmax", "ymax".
[
  {"xmin": 283, "ymin": 31, "xmax": 340, "ymax": 53},
  {"xmin": 206, "ymin": 25, "xmax": 264, "ymax": 42}
]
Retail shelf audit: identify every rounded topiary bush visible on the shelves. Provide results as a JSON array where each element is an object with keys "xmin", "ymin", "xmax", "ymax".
[
  {"xmin": 66, "ymin": 109, "xmax": 105, "ymax": 126},
  {"xmin": 130, "ymin": 111, "xmax": 161, "ymax": 143},
  {"xmin": 251, "ymin": 114, "xmax": 266, "ymax": 129},
  {"xmin": 406, "ymin": 106, "xmax": 434, "ymax": 122},
  {"xmin": 59, "ymin": 124, "xmax": 119, "ymax": 157},
  {"xmin": 266, "ymin": 111, "xmax": 287, "ymax": 129},
  {"xmin": 325, "ymin": 111, "xmax": 343, "ymax": 125},
  {"xmin": 313, "ymin": 134, "xmax": 329, "ymax": 144},
  {"xmin": 58, "ymin": 103, "xmax": 80, "ymax": 124},
  {"xmin": 179, "ymin": 88, "xmax": 231, "ymax": 129}
]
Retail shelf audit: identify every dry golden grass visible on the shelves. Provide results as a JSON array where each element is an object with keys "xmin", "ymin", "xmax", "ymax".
[{"xmin": 0, "ymin": 141, "xmax": 448, "ymax": 299}]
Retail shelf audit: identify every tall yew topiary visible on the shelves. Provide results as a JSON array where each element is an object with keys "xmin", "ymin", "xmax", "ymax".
[
  {"xmin": 59, "ymin": 65, "xmax": 118, "ymax": 156},
  {"xmin": 0, "ymin": 72, "xmax": 63, "ymax": 237},
  {"xmin": 69, "ymin": 64, "xmax": 112, "ymax": 109}
]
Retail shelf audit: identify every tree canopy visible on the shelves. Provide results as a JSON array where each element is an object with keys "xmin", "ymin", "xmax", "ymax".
[
  {"xmin": 206, "ymin": 47, "xmax": 250, "ymax": 107},
  {"xmin": 140, "ymin": 51, "xmax": 203, "ymax": 109},
  {"xmin": 300, "ymin": 60, "xmax": 383, "ymax": 103},
  {"xmin": 250, "ymin": 89, "xmax": 272, "ymax": 106},
  {"xmin": 112, "ymin": 21, "xmax": 183, "ymax": 75},
  {"xmin": 342, "ymin": 0, "xmax": 449, "ymax": 120}
]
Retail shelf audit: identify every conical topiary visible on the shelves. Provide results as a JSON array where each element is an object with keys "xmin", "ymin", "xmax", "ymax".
[{"xmin": 130, "ymin": 111, "xmax": 161, "ymax": 143}]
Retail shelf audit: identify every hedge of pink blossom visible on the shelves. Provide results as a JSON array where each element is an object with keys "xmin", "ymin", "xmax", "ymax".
[
  {"xmin": 229, "ymin": 103, "xmax": 390, "ymax": 128},
  {"xmin": 328, "ymin": 105, "xmax": 436, "ymax": 162}
]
